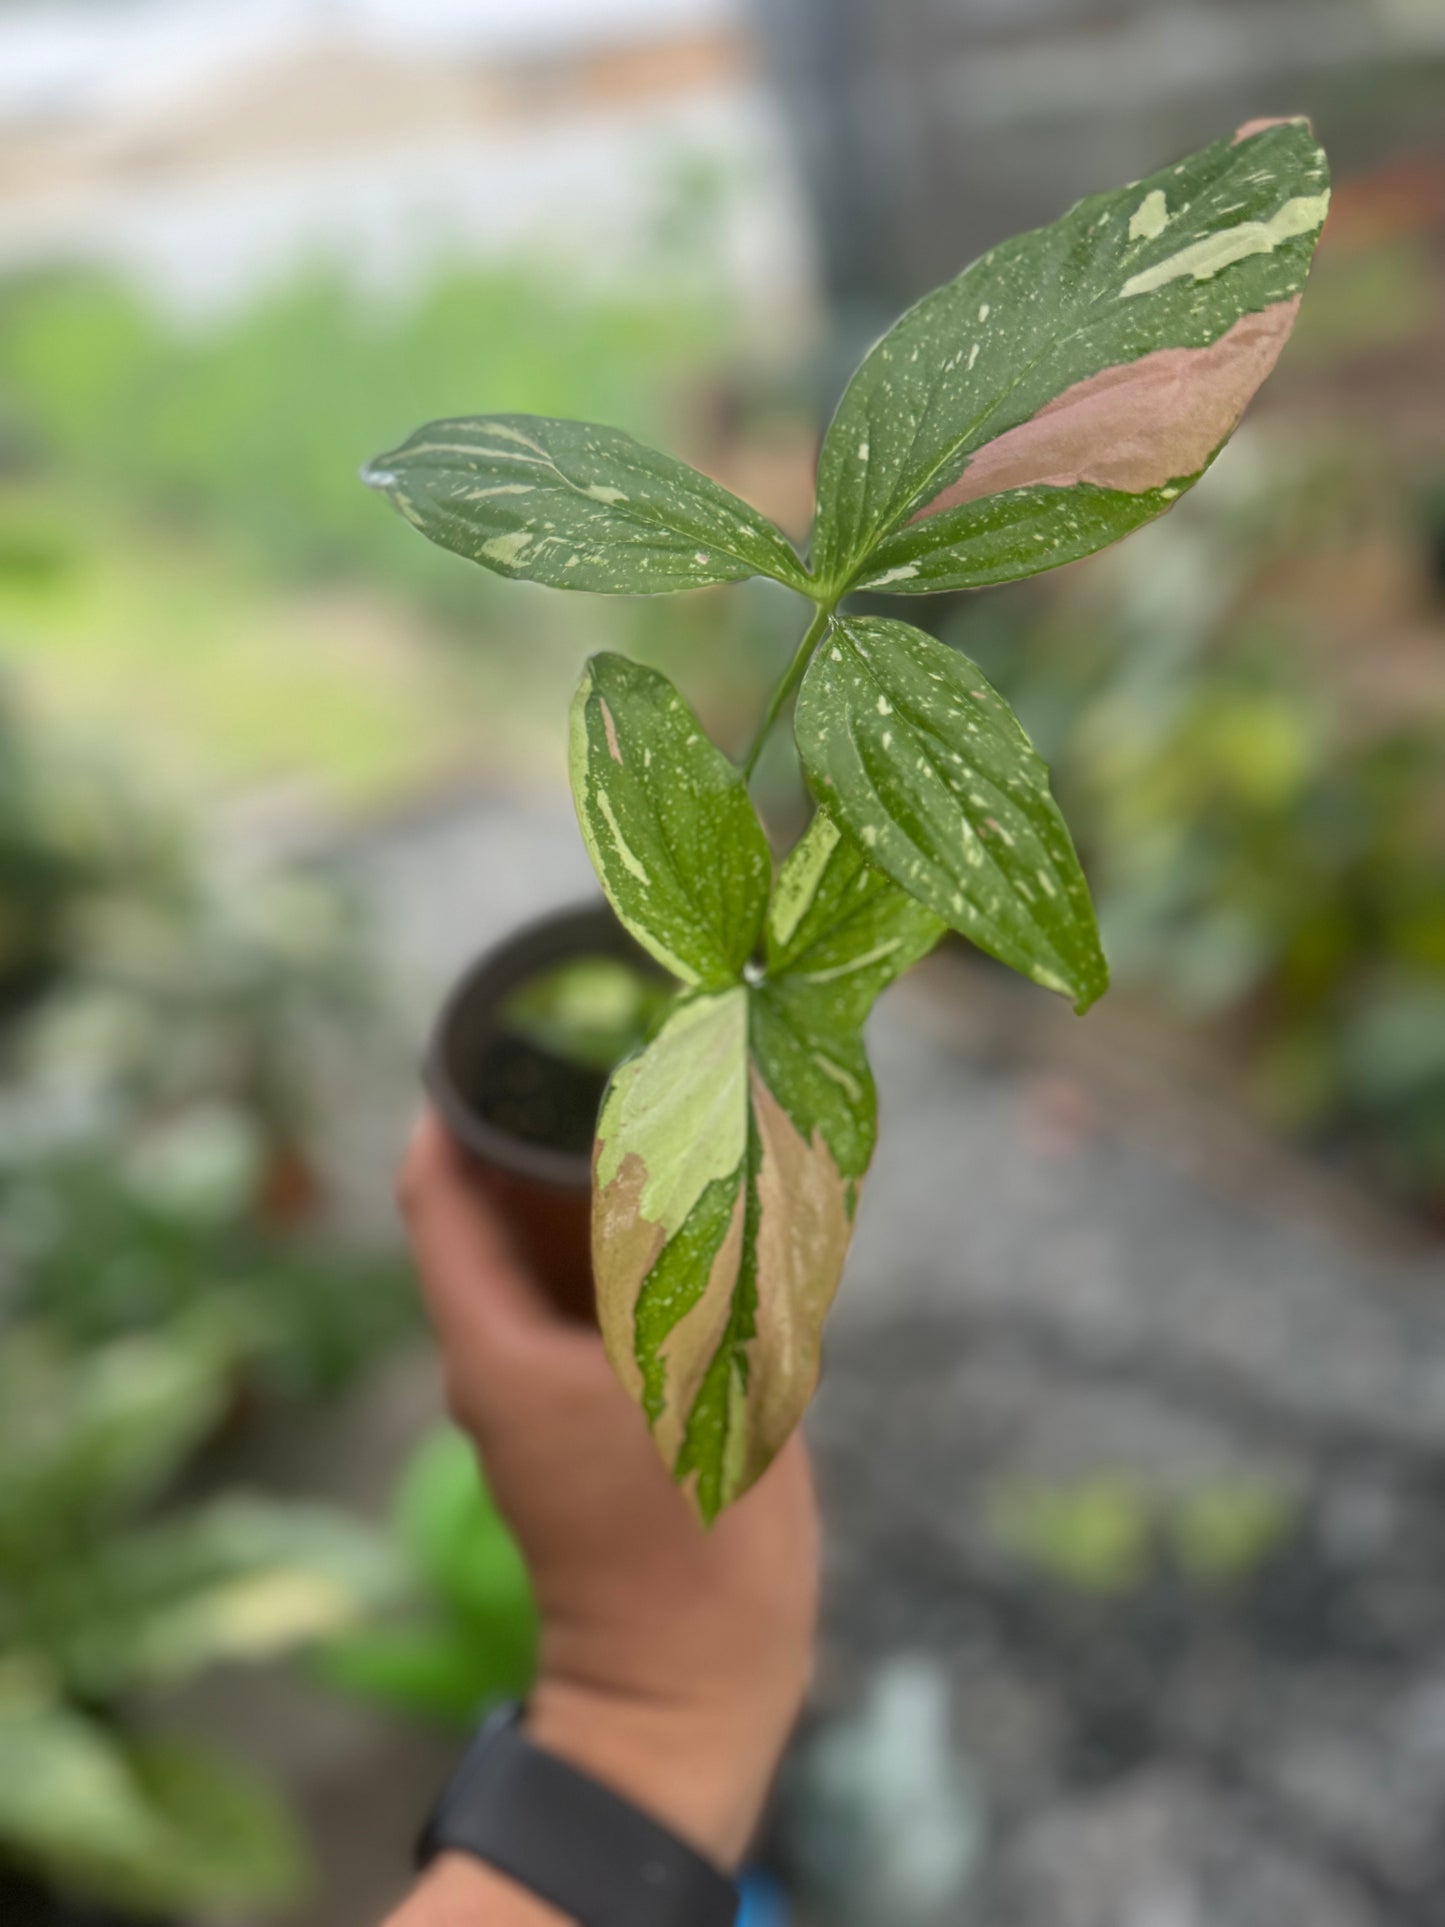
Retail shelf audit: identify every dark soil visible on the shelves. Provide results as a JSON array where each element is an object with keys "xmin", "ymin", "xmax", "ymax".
[{"xmin": 462, "ymin": 1030, "xmax": 606, "ymax": 1157}]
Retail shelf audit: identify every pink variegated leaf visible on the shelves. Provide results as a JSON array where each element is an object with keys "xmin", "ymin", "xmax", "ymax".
[{"xmin": 813, "ymin": 120, "xmax": 1329, "ymax": 596}]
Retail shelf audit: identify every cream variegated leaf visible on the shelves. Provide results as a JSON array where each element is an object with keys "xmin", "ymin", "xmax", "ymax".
[
  {"xmin": 593, "ymin": 986, "xmax": 857, "ymax": 1522},
  {"xmin": 365, "ymin": 414, "xmax": 810, "ymax": 595},
  {"xmin": 813, "ymin": 119, "xmax": 1329, "ymax": 595},
  {"xmin": 569, "ymin": 654, "xmax": 770, "ymax": 988}
]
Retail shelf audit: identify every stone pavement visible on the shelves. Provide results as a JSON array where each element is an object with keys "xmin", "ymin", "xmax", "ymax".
[{"xmin": 814, "ymin": 945, "xmax": 1445, "ymax": 1925}]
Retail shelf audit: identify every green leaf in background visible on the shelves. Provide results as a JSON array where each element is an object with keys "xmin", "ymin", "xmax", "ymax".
[
  {"xmin": 315, "ymin": 1619, "xmax": 524, "ymax": 1732},
  {"xmin": 569, "ymin": 653, "xmax": 771, "ymax": 987},
  {"xmin": 391, "ymin": 1428, "xmax": 534, "ymax": 1633},
  {"xmin": 795, "ymin": 617, "xmax": 1108, "ymax": 1010},
  {"xmin": 0, "ymin": 1320, "xmax": 238, "ymax": 1547},
  {"xmin": 117, "ymin": 1736, "xmax": 309, "ymax": 1912},
  {"xmin": 811, "ymin": 120, "xmax": 1330, "ymax": 595},
  {"xmin": 365, "ymin": 413, "xmax": 810, "ymax": 594},
  {"xmin": 315, "ymin": 1427, "xmax": 537, "ymax": 1729},
  {"xmin": 592, "ymin": 820, "xmax": 936, "ymax": 1521},
  {"xmin": 57, "ymin": 1496, "xmax": 405, "ymax": 1700},
  {"xmin": 0, "ymin": 1701, "xmax": 306, "ymax": 1915}
]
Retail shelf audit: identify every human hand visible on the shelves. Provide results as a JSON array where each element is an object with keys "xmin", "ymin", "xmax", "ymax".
[{"xmin": 387, "ymin": 1112, "xmax": 818, "ymax": 1922}]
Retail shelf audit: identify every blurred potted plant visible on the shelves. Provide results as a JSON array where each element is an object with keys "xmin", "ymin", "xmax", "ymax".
[
  {"xmin": 0, "ymin": 695, "xmax": 128, "ymax": 1027},
  {"xmin": 367, "ymin": 122, "xmax": 1330, "ymax": 1519},
  {"xmin": 0, "ymin": 747, "xmax": 417, "ymax": 1396},
  {"xmin": 0, "ymin": 1316, "xmax": 400, "ymax": 1923}
]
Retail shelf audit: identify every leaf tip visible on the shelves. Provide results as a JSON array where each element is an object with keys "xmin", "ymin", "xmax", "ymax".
[
  {"xmin": 1071, "ymin": 965, "xmax": 1110, "ymax": 1017},
  {"xmin": 359, "ymin": 456, "xmax": 399, "ymax": 493},
  {"xmin": 687, "ymin": 1476, "xmax": 724, "ymax": 1530}
]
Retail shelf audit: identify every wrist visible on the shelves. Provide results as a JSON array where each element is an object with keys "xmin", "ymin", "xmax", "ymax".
[
  {"xmin": 524, "ymin": 1675, "xmax": 786, "ymax": 1870},
  {"xmin": 388, "ymin": 1853, "xmax": 567, "ymax": 1927}
]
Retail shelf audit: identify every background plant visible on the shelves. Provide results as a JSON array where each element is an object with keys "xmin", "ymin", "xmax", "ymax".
[
  {"xmin": 0, "ymin": 1316, "xmax": 400, "ymax": 1917},
  {"xmin": 316, "ymin": 1426, "xmax": 537, "ymax": 1733},
  {"xmin": 949, "ymin": 426, "xmax": 1445, "ymax": 1215},
  {"xmin": 0, "ymin": 720, "xmax": 419, "ymax": 1390},
  {"xmin": 0, "ymin": 697, "xmax": 417, "ymax": 1915},
  {"xmin": 368, "ymin": 122, "xmax": 1332, "ymax": 1521}
]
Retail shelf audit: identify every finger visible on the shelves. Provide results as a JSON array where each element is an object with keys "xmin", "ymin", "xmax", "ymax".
[{"xmin": 397, "ymin": 1109, "xmax": 568, "ymax": 1359}]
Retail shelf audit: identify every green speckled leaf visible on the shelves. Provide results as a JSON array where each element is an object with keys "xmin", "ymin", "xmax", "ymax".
[
  {"xmin": 813, "ymin": 120, "xmax": 1329, "ymax": 595},
  {"xmin": 853, "ymin": 480, "xmax": 1177, "ymax": 594},
  {"xmin": 569, "ymin": 654, "xmax": 770, "ymax": 988},
  {"xmin": 365, "ymin": 414, "xmax": 809, "ymax": 595},
  {"xmin": 795, "ymin": 616, "xmax": 1108, "ymax": 1011},
  {"xmin": 766, "ymin": 809, "xmax": 945, "ymax": 1027}
]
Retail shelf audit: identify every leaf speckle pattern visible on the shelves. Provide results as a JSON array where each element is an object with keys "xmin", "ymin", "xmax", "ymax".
[
  {"xmin": 365, "ymin": 413, "xmax": 810, "ymax": 596},
  {"xmin": 811, "ymin": 120, "xmax": 1328, "ymax": 597},
  {"xmin": 795, "ymin": 617, "xmax": 1108, "ymax": 1011},
  {"xmin": 569, "ymin": 655, "xmax": 770, "ymax": 987}
]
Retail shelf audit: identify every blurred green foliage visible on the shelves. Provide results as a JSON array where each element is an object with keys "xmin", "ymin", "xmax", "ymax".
[
  {"xmin": 3, "ymin": 1143, "xmax": 417, "ymax": 1399},
  {"xmin": 0, "ymin": 1317, "xmax": 402, "ymax": 1916},
  {"xmin": 947, "ymin": 431, "xmax": 1445, "ymax": 1215},
  {"xmin": 317, "ymin": 1427, "xmax": 537, "ymax": 1732},
  {"xmin": 988, "ymin": 1473, "xmax": 1298, "ymax": 1596},
  {"xmin": 0, "ymin": 260, "xmax": 795, "ymax": 805},
  {"xmin": 0, "ymin": 264, "xmax": 727, "ymax": 605},
  {"xmin": 0, "ymin": 699, "xmax": 416, "ymax": 1912},
  {"xmin": 0, "ymin": 721, "xmax": 418, "ymax": 1388},
  {"xmin": 0, "ymin": 692, "xmax": 149, "ymax": 1020}
]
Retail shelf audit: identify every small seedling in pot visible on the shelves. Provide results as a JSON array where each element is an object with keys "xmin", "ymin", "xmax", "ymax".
[{"xmin": 368, "ymin": 121, "xmax": 1330, "ymax": 1521}]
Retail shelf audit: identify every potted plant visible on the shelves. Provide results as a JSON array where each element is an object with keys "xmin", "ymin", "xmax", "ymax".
[{"xmin": 366, "ymin": 121, "xmax": 1330, "ymax": 1521}]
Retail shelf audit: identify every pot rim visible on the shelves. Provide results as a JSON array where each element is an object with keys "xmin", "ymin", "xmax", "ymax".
[{"xmin": 424, "ymin": 897, "xmax": 661, "ymax": 1192}]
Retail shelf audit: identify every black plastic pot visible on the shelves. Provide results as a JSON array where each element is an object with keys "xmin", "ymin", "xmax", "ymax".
[{"xmin": 425, "ymin": 900, "xmax": 665, "ymax": 1325}]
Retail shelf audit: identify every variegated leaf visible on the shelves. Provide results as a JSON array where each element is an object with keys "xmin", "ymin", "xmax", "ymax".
[
  {"xmin": 364, "ymin": 414, "xmax": 809, "ymax": 595},
  {"xmin": 569, "ymin": 653, "xmax": 770, "ymax": 988},
  {"xmin": 593, "ymin": 813, "xmax": 937, "ymax": 1520},
  {"xmin": 594, "ymin": 986, "xmax": 859, "ymax": 1523},
  {"xmin": 812, "ymin": 120, "xmax": 1330, "ymax": 596},
  {"xmin": 795, "ymin": 616, "xmax": 1108, "ymax": 1011},
  {"xmin": 766, "ymin": 808, "xmax": 945, "ymax": 1027}
]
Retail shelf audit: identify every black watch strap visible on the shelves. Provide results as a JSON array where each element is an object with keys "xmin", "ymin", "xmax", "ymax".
[{"xmin": 416, "ymin": 1704, "xmax": 740, "ymax": 1927}]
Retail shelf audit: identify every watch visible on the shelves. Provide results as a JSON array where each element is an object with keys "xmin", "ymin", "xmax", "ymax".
[{"xmin": 415, "ymin": 1703, "xmax": 740, "ymax": 1927}]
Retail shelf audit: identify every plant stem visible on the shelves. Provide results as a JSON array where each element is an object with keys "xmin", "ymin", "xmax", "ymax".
[{"xmin": 742, "ymin": 601, "xmax": 833, "ymax": 780}]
